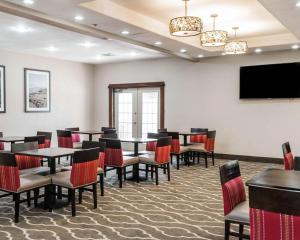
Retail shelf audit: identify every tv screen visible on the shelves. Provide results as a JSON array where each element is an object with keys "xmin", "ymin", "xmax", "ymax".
[{"xmin": 240, "ymin": 62, "xmax": 300, "ymax": 99}]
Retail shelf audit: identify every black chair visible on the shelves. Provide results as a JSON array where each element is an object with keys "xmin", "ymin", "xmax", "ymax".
[
  {"xmin": 101, "ymin": 127, "xmax": 117, "ymax": 134},
  {"xmin": 158, "ymin": 128, "xmax": 167, "ymax": 133},
  {"xmin": 37, "ymin": 131, "xmax": 52, "ymax": 148}
]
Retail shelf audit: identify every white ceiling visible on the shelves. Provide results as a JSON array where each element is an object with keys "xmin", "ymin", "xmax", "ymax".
[
  {"xmin": 0, "ymin": 11, "xmax": 165, "ymax": 64},
  {"xmin": 0, "ymin": 0, "xmax": 299, "ymax": 64}
]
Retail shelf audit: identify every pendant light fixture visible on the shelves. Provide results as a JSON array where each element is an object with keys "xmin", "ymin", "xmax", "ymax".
[
  {"xmin": 200, "ymin": 14, "xmax": 228, "ymax": 47},
  {"xmin": 169, "ymin": 0, "xmax": 202, "ymax": 37},
  {"xmin": 224, "ymin": 27, "xmax": 248, "ymax": 55}
]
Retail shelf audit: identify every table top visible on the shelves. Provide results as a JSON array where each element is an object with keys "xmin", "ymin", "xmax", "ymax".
[
  {"xmin": 71, "ymin": 130, "xmax": 104, "ymax": 135},
  {"xmin": 179, "ymin": 132, "xmax": 205, "ymax": 136},
  {"xmin": 0, "ymin": 136, "xmax": 25, "ymax": 143},
  {"xmin": 120, "ymin": 138, "xmax": 157, "ymax": 143},
  {"xmin": 16, "ymin": 147, "xmax": 76, "ymax": 158},
  {"xmin": 246, "ymin": 168, "xmax": 300, "ymax": 191}
]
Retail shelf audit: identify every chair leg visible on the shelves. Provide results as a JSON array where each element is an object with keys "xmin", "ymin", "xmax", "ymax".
[
  {"xmin": 44, "ymin": 186, "xmax": 49, "ymax": 210},
  {"xmin": 79, "ymin": 188, "xmax": 83, "ymax": 204},
  {"xmin": 145, "ymin": 164, "xmax": 149, "ymax": 179},
  {"xmin": 163, "ymin": 164, "xmax": 166, "ymax": 174},
  {"xmin": 135, "ymin": 163, "xmax": 140, "ymax": 183},
  {"xmin": 204, "ymin": 153, "xmax": 208, "ymax": 168},
  {"xmin": 170, "ymin": 154, "xmax": 173, "ymax": 164},
  {"xmin": 99, "ymin": 174, "xmax": 104, "ymax": 196},
  {"xmin": 34, "ymin": 189, "xmax": 39, "ymax": 207},
  {"xmin": 58, "ymin": 157, "xmax": 60, "ymax": 165},
  {"xmin": 239, "ymin": 224, "xmax": 244, "ymax": 240},
  {"xmin": 70, "ymin": 189, "xmax": 76, "ymax": 217},
  {"xmin": 176, "ymin": 155, "xmax": 180, "ymax": 170},
  {"xmin": 151, "ymin": 166, "xmax": 154, "ymax": 179},
  {"xmin": 14, "ymin": 193, "xmax": 20, "ymax": 223},
  {"xmin": 27, "ymin": 191, "xmax": 31, "ymax": 207},
  {"xmin": 155, "ymin": 165, "xmax": 159, "ymax": 185},
  {"xmin": 57, "ymin": 186, "xmax": 62, "ymax": 199},
  {"xmin": 212, "ymin": 152, "xmax": 215, "ymax": 166},
  {"xmin": 93, "ymin": 183, "xmax": 97, "ymax": 209},
  {"xmin": 118, "ymin": 168, "xmax": 123, "ymax": 188},
  {"xmin": 167, "ymin": 163, "xmax": 170, "ymax": 181},
  {"xmin": 225, "ymin": 220, "xmax": 230, "ymax": 240},
  {"xmin": 104, "ymin": 166, "xmax": 107, "ymax": 177},
  {"xmin": 124, "ymin": 166, "xmax": 127, "ymax": 180}
]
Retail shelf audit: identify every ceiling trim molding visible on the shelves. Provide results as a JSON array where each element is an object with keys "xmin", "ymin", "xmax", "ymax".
[{"xmin": 0, "ymin": 0, "xmax": 198, "ymax": 62}]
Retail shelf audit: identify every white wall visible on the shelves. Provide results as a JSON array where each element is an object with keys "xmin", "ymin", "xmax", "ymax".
[
  {"xmin": 93, "ymin": 50, "xmax": 300, "ymax": 158},
  {"xmin": 0, "ymin": 50, "xmax": 94, "ymax": 146}
]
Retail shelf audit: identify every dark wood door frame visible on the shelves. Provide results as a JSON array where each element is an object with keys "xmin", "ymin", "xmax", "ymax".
[{"xmin": 108, "ymin": 82, "xmax": 165, "ymax": 128}]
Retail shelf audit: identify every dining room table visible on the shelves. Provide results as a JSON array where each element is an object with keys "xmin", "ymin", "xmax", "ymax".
[
  {"xmin": 119, "ymin": 137, "xmax": 157, "ymax": 156},
  {"xmin": 0, "ymin": 136, "xmax": 26, "ymax": 150},
  {"xmin": 179, "ymin": 132, "xmax": 204, "ymax": 146},
  {"xmin": 71, "ymin": 130, "xmax": 104, "ymax": 141}
]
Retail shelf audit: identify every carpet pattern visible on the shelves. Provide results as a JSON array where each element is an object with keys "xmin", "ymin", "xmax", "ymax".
[{"xmin": 0, "ymin": 160, "xmax": 278, "ymax": 240}]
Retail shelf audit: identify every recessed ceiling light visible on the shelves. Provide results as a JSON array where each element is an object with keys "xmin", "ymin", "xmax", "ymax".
[
  {"xmin": 74, "ymin": 15, "xmax": 84, "ymax": 21},
  {"xmin": 121, "ymin": 30, "xmax": 130, "ymax": 35},
  {"xmin": 296, "ymin": 2, "xmax": 300, "ymax": 7},
  {"xmin": 79, "ymin": 41, "xmax": 96, "ymax": 48},
  {"xmin": 254, "ymin": 48, "xmax": 262, "ymax": 53},
  {"xmin": 23, "ymin": 0, "xmax": 34, "ymax": 4},
  {"xmin": 46, "ymin": 46, "xmax": 59, "ymax": 52},
  {"xmin": 154, "ymin": 41, "xmax": 162, "ymax": 45},
  {"xmin": 10, "ymin": 25, "xmax": 32, "ymax": 33},
  {"xmin": 180, "ymin": 49, "xmax": 187, "ymax": 53},
  {"xmin": 291, "ymin": 44, "xmax": 299, "ymax": 50},
  {"xmin": 130, "ymin": 52, "xmax": 138, "ymax": 57},
  {"xmin": 197, "ymin": 54, "xmax": 204, "ymax": 58}
]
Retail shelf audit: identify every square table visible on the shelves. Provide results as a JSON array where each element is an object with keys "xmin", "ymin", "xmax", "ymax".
[
  {"xmin": 16, "ymin": 147, "xmax": 75, "ymax": 174},
  {"xmin": 120, "ymin": 138, "xmax": 157, "ymax": 156},
  {"xmin": 71, "ymin": 130, "xmax": 104, "ymax": 141},
  {"xmin": 179, "ymin": 132, "xmax": 203, "ymax": 146},
  {"xmin": 0, "ymin": 136, "xmax": 25, "ymax": 150}
]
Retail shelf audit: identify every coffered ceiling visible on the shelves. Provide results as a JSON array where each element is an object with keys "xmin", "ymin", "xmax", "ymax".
[{"xmin": 0, "ymin": 0, "xmax": 299, "ymax": 64}]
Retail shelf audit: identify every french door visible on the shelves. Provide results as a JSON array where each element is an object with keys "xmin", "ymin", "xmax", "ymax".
[{"xmin": 114, "ymin": 88, "xmax": 160, "ymax": 138}]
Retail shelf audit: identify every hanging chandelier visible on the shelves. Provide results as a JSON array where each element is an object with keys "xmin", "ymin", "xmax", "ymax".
[
  {"xmin": 200, "ymin": 14, "xmax": 228, "ymax": 47},
  {"xmin": 169, "ymin": 0, "xmax": 202, "ymax": 37},
  {"xmin": 224, "ymin": 27, "xmax": 248, "ymax": 55}
]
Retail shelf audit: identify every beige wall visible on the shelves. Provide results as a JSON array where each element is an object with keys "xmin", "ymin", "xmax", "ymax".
[
  {"xmin": 93, "ymin": 50, "xmax": 300, "ymax": 158},
  {"xmin": 0, "ymin": 50, "xmax": 94, "ymax": 146}
]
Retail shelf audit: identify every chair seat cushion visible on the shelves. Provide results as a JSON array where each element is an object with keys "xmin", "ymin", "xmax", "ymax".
[
  {"xmin": 189, "ymin": 144, "xmax": 205, "ymax": 152},
  {"xmin": 225, "ymin": 201, "xmax": 250, "ymax": 224},
  {"xmin": 20, "ymin": 166, "xmax": 50, "ymax": 176},
  {"xmin": 61, "ymin": 165, "xmax": 103, "ymax": 174},
  {"xmin": 122, "ymin": 156, "xmax": 139, "ymax": 167},
  {"xmin": 51, "ymin": 171, "xmax": 73, "ymax": 188},
  {"xmin": 139, "ymin": 154, "xmax": 158, "ymax": 165},
  {"xmin": 73, "ymin": 142, "xmax": 82, "ymax": 149},
  {"xmin": 172, "ymin": 146, "xmax": 190, "ymax": 154},
  {"xmin": 18, "ymin": 175, "xmax": 51, "ymax": 193}
]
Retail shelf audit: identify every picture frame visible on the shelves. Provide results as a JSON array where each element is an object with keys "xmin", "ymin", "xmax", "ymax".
[
  {"xmin": 0, "ymin": 65, "xmax": 5, "ymax": 113},
  {"xmin": 24, "ymin": 68, "xmax": 51, "ymax": 113}
]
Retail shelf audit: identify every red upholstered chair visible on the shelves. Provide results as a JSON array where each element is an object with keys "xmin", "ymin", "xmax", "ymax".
[
  {"xmin": 99, "ymin": 138, "xmax": 139, "ymax": 188},
  {"xmin": 142, "ymin": 132, "xmax": 168, "ymax": 153},
  {"xmin": 189, "ymin": 130, "xmax": 216, "ymax": 168},
  {"xmin": 65, "ymin": 127, "xmax": 81, "ymax": 143},
  {"xmin": 0, "ymin": 152, "xmax": 51, "ymax": 222},
  {"xmin": 282, "ymin": 142, "xmax": 294, "ymax": 170},
  {"xmin": 219, "ymin": 160, "xmax": 249, "ymax": 240},
  {"xmin": 11, "ymin": 142, "xmax": 50, "ymax": 175},
  {"xmin": 37, "ymin": 131, "xmax": 52, "ymax": 148},
  {"xmin": 190, "ymin": 128, "xmax": 208, "ymax": 144},
  {"xmin": 57, "ymin": 130, "xmax": 82, "ymax": 149},
  {"xmin": 139, "ymin": 137, "xmax": 172, "ymax": 185},
  {"xmin": 167, "ymin": 132, "xmax": 189, "ymax": 170},
  {"xmin": 25, "ymin": 136, "xmax": 46, "ymax": 149},
  {"xmin": 0, "ymin": 132, "xmax": 4, "ymax": 151},
  {"xmin": 51, "ymin": 148, "xmax": 100, "ymax": 216}
]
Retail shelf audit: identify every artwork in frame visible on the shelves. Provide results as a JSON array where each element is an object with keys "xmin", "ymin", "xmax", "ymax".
[
  {"xmin": 24, "ymin": 68, "xmax": 51, "ymax": 112},
  {"xmin": 0, "ymin": 65, "xmax": 5, "ymax": 113}
]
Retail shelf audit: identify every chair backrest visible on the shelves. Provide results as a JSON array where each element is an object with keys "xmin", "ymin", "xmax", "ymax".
[
  {"xmin": 82, "ymin": 141, "xmax": 106, "ymax": 169},
  {"xmin": 57, "ymin": 130, "xmax": 73, "ymax": 148},
  {"xmin": 282, "ymin": 142, "xmax": 294, "ymax": 170},
  {"xmin": 99, "ymin": 138, "xmax": 123, "ymax": 167},
  {"xmin": 205, "ymin": 130, "xmax": 216, "ymax": 152},
  {"xmin": 158, "ymin": 128, "xmax": 168, "ymax": 133},
  {"xmin": 70, "ymin": 148, "xmax": 100, "ymax": 187},
  {"xmin": 0, "ymin": 152, "xmax": 20, "ymax": 192},
  {"xmin": 65, "ymin": 127, "xmax": 80, "ymax": 143},
  {"xmin": 219, "ymin": 160, "xmax": 246, "ymax": 216},
  {"xmin": 37, "ymin": 131, "xmax": 52, "ymax": 148},
  {"xmin": 146, "ymin": 132, "xmax": 168, "ymax": 151},
  {"xmin": 167, "ymin": 132, "xmax": 180, "ymax": 154},
  {"xmin": 190, "ymin": 128, "xmax": 208, "ymax": 143},
  {"xmin": 102, "ymin": 127, "xmax": 117, "ymax": 134},
  {"xmin": 11, "ymin": 142, "xmax": 41, "ymax": 170},
  {"xmin": 102, "ymin": 133, "xmax": 118, "ymax": 139},
  {"xmin": 0, "ymin": 132, "xmax": 3, "ymax": 150},
  {"xmin": 155, "ymin": 137, "xmax": 171, "ymax": 164},
  {"xmin": 25, "ymin": 136, "xmax": 46, "ymax": 149}
]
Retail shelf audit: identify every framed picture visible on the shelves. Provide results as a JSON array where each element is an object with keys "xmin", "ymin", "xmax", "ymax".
[
  {"xmin": 0, "ymin": 65, "xmax": 5, "ymax": 113},
  {"xmin": 24, "ymin": 68, "xmax": 51, "ymax": 112}
]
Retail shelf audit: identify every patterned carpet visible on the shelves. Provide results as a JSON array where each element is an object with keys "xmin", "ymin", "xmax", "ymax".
[{"xmin": 0, "ymin": 159, "xmax": 278, "ymax": 240}]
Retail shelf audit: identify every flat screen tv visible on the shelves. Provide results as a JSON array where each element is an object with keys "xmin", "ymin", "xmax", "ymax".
[{"xmin": 240, "ymin": 62, "xmax": 300, "ymax": 99}]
